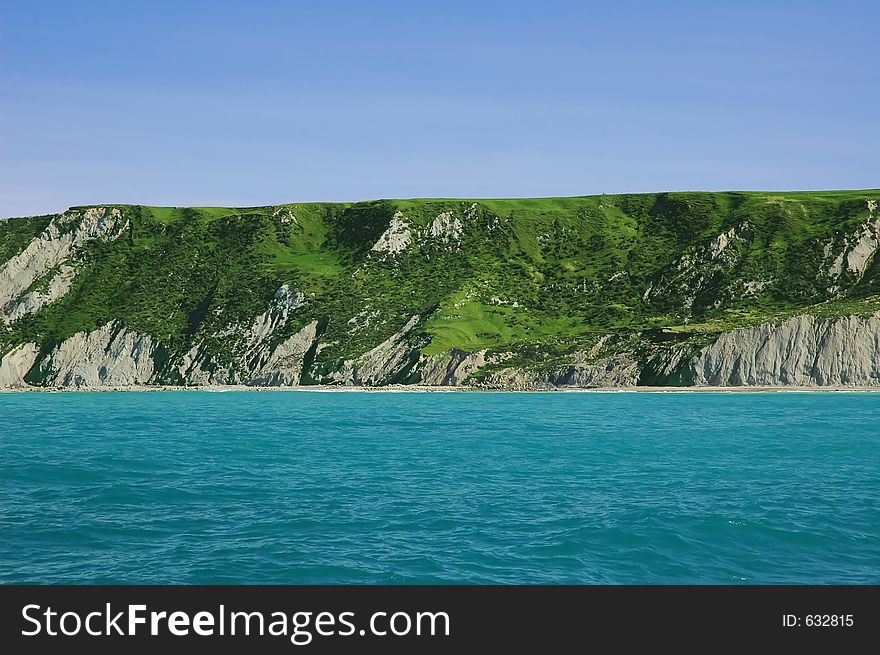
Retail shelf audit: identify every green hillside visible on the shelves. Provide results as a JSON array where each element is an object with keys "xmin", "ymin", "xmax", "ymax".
[{"xmin": 2, "ymin": 189, "xmax": 880, "ymax": 386}]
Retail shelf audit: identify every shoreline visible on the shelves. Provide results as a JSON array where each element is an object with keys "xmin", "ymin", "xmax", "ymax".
[{"xmin": 3, "ymin": 384, "xmax": 880, "ymax": 393}]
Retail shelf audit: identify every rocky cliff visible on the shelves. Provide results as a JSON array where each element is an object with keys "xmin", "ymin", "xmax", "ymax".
[
  {"xmin": 4, "ymin": 310, "xmax": 880, "ymax": 389},
  {"xmin": 692, "ymin": 314, "xmax": 880, "ymax": 386},
  {"xmin": 3, "ymin": 191, "xmax": 880, "ymax": 389}
]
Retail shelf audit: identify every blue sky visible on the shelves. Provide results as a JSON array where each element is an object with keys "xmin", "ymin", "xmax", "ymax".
[{"xmin": 1, "ymin": 0, "xmax": 877, "ymax": 216}]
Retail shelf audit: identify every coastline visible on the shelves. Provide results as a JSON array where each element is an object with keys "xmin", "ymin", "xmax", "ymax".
[{"xmin": 3, "ymin": 384, "xmax": 880, "ymax": 393}]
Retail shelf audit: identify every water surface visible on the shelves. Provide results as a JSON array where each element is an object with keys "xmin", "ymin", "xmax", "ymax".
[{"xmin": 1, "ymin": 391, "xmax": 878, "ymax": 584}]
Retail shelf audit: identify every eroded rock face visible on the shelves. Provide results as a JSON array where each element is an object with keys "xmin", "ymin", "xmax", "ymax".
[
  {"xmin": 247, "ymin": 284, "xmax": 305, "ymax": 347},
  {"xmin": 371, "ymin": 211, "xmax": 412, "ymax": 254},
  {"xmin": 243, "ymin": 320, "xmax": 319, "ymax": 386},
  {"xmin": 326, "ymin": 315, "xmax": 423, "ymax": 386},
  {"xmin": 175, "ymin": 344, "xmax": 222, "ymax": 386},
  {"xmin": 0, "ymin": 207, "xmax": 126, "ymax": 323},
  {"xmin": 418, "ymin": 349, "xmax": 487, "ymax": 385},
  {"xmin": 478, "ymin": 354, "xmax": 640, "ymax": 390},
  {"xmin": 694, "ymin": 313, "xmax": 880, "ymax": 386},
  {"xmin": 820, "ymin": 202, "xmax": 880, "ymax": 293},
  {"xmin": 428, "ymin": 211, "xmax": 463, "ymax": 245},
  {"xmin": 417, "ymin": 312, "xmax": 880, "ymax": 389},
  {"xmin": 356, "ymin": 315, "xmax": 421, "ymax": 384},
  {"xmin": 0, "ymin": 343, "xmax": 39, "ymax": 387},
  {"xmin": 33, "ymin": 322, "xmax": 157, "ymax": 387},
  {"xmin": 174, "ymin": 284, "xmax": 313, "ymax": 386},
  {"xmin": 643, "ymin": 222, "xmax": 754, "ymax": 312},
  {"xmin": 7, "ymin": 283, "xmax": 321, "ymax": 388},
  {"xmin": 3, "ymin": 265, "xmax": 77, "ymax": 323},
  {"xmin": 5, "ymin": 311, "xmax": 880, "ymax": 389}
]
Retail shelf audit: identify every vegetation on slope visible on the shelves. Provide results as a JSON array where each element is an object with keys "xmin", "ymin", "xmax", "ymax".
[{"xmin": 2, "ymin": 189, "xmax": 880, "ymax": 381}]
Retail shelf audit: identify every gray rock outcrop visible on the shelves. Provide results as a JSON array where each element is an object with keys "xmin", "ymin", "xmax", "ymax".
[
  {"xmin": 244, "ymin": 320, "xmax": 319, "ymax": 386},
  {"xmin": 5, "ymin": 305, "xmax": 880, "ymax": 390},
  {"xmin": 694, "ymin": 313, "xmax": 880, "ymax": 386},
  {"xmin": 370, "ymin": 211, "xmax": 412, "ymax": 254},
  {"xmin": 32, "ymin": 322, "xmax": 156, "ymax": 387},
  {"xmin": 418, "ymin": 349, "xmax": 487, "ymax": 385},
  {"xmin": 327, "ymin": 315, "xmax": 423, "ymax": 385},
  {"xmin": 0, "ymin": 207, "xmax": 126, "ymax": 323},
  {"xmin": 479, "ymin": 354, "xmax": 640, "ymax": 390},
  {"xmin": 0, "ymin": 343, "xmax": 39, "ymax": 387}
]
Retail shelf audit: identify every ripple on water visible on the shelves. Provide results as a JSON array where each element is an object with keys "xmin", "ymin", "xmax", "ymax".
[{"xmin": 1, "ymin": 391, "xmax": 879, "ymax": 584}]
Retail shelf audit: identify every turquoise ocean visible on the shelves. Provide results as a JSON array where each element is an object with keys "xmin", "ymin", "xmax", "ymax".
[{"xmin": 1, "ymin": 391, "xmax": 878, "ymax": 584}]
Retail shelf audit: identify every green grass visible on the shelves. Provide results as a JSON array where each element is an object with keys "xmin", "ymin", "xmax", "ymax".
[
  {"xmin": 275, "ymin": 252, "xmax": 342, "ymax": 275},
  {"xmin": 423, "ymin": 298, "xmax": 595, "ymax": 355}
]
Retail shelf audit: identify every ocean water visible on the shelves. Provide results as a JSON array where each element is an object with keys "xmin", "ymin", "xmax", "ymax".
[{"xmin": 1, "ymin": 391, "xmax": 878, "ymax": 584}]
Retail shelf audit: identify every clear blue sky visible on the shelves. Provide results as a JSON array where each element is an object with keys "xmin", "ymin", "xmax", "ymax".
[{"xmin": 1, "ymin": 0, "xmax": 877, "ymax": 216}]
